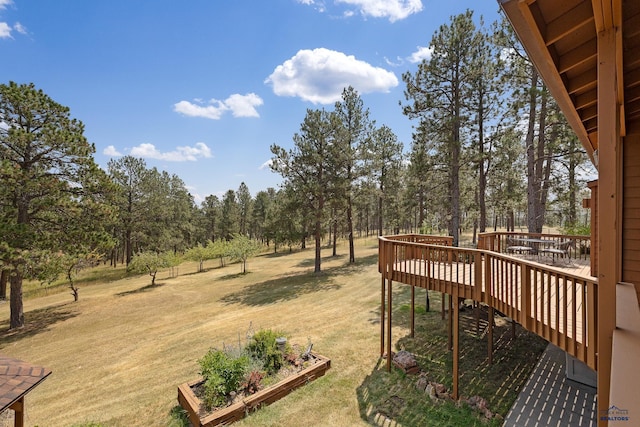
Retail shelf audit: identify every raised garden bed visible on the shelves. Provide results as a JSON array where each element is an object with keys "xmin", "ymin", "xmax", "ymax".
[{"xmin": 178, "ymin": 352, "xmax": 331, "ymax": 427}]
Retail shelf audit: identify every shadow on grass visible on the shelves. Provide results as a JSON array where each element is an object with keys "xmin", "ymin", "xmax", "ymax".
[
  {"xmin": 220, "ymin": 272, "xmax": 341, "ymax": 307},
  {"xmin": 297, "ymin": 253, "xmax": 346, "ymax": 268},
  {"xmin": 221, "ymin": 252, "xmax": 378, "ymax": 307},
  {"xmin": 219, "ymin": 271, "xmax": 248, "ymax": 281},
  {"xmin": 116, "ymin": 282, "xmax": 165, "ymax": 296},
  {"xmin": 356, "ymin": 291, "xmax": 547, "ymax": 426},
  {"xmin": 0, "ymin": 302, "xmax": 79, "ymax": 347}
]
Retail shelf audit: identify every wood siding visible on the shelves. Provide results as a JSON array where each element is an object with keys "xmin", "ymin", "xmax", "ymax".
[{"xmin": 623, "ymin": 134, "xmax": 640, "ymax": 306}]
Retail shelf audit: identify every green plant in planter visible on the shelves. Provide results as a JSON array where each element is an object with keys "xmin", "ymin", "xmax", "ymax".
[
  {"xmin": 246, "ymin": 329, "xmax": 291, "ymax": 375},
  {"xmin": 198, "ymin": 348, "xmax": 249, "ymax": 410}
]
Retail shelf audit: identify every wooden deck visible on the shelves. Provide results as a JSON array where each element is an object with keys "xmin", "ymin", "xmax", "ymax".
[{"xmin": 378, "ymin": 234, "xmax": 598, "ymax": 384}]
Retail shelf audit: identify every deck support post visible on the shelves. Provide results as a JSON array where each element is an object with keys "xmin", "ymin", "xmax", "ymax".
[
  {"xmin": 452, "ymin": 286, "xmax": 460, "ymax": 400},
  {"xmin": 488, "ymin": 306, "xmax": 494, "ymax": 365},
  {"xmin": 441, "ymin": 292, "xmax": 445, "ymax": 320},
  {"xmin": 596, "ymin": 22, "xmax": 621, "ymax": 425},
  {"xmin": 380, "ymin": 277, "xmax": 386, "ymax": 357},
  {"xmin": 386, "ymin": 279, "xmax": 393, "ymax": 372},
  {"xmin": 448, "ymin": 293, "xmax": 453, "ymax": 351},
  {"xmin": 410, "ymin": 285, "xmax": 415, "ymax": 338},
  {"xmin": 10, "ymin": 397, "xmax": 24, "ymax": 427}
]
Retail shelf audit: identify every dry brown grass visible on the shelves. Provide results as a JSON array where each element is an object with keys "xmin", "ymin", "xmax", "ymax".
[
  {"xmin": 0, "ymin": 238, "xmax": 392, "ymax": 426},
  {"xmin": 0, "ymin": 233, "xmax": 548, "ymax": 427}
]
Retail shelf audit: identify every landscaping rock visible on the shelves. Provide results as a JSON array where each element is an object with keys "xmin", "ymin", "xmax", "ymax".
[
  {"xmin": 392, "ymin": 350, "xmax": 419, "ymax": 374},
  {"xmin": 425, "ymin": 384, "xmax": 437, "ymax": 401},
  {"xmin": 415, "ymin": 375, "xmax": 429, "ymax": 392}
]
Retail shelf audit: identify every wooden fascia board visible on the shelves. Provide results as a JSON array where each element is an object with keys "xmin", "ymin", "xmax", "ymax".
[{"xmin": 500, "ymin": 0, "xmax": 596, "ymax": 162}]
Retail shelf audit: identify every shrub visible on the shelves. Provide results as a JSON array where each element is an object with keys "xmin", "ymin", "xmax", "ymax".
[
  {"xmin": 198, "ymin": 348, "xmax": 249, "ymax": 409},
  {"xmin": 246, "ymin": 329, "xmax": 290, "ymax": 375}
]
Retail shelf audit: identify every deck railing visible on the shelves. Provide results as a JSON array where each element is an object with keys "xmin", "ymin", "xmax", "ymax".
[
  {"xmin": 478, "ymin": 231, "xmax": 591, "ymax": 262},
  {"xmin": 379, "ymin": 234, "xmax": 598, "ymax": 371}
]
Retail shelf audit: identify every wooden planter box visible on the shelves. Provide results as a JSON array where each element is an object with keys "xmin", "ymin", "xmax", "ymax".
[{"xmin": 178, "ymin": 353, "xmax": 331, "ymax": 427}]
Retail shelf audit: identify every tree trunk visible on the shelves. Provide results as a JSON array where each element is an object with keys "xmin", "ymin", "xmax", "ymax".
[
  {"xmin": 568, "ymin": 154, "xmax": 577, "ymax": 225},
  {"xmin": 478, "ymin": 113, "xmax": 487, "ymax": 233},
  {"xmin": 347, "ymin": 194, "xmax": 355, "ymax": 263},
  {"xmin": 378, "ymin": 193, "xmax": 383, "ymax": 237},
  {"xmin": 314, "ymin": 219, "xmax": 322, "ymax": 273},
  {"xmin": 332, "ymin": 213, "xmax": 338, "ymax": 256},
  {"xmin": 526, "ymin": 70, "xmax": 540, "ymax": 233},
  {"xmin": 10, "ymin": 270, "xmax": 24, "ymax": 329},
  {"xmin": 0, "ymin": 270, "xmax": 7, "ymax": 300},
  {"xmin": 534, "ymin": 91, "xmax": 550, "ymax": 233}
]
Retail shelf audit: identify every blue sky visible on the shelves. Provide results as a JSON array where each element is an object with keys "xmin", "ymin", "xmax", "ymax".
[{"xmin": 1, "ymin": 0, "xmax": 501, "ymax": 203}]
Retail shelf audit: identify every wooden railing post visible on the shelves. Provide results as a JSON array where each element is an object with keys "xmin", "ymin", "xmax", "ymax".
[
  {"xmin": 380, "ymin": 277, "xmax": 385, "ymax": 357},
  {"xmin": 587, "ymin": 281, "xmax": 598, "ymax": 371},
  {"xmin": 520, "ymin": 264, "xmax": 531, "ymax": 330},
  {"xmin": 473, "ymin": 251, "xmax": 482, "ymax": 302}
]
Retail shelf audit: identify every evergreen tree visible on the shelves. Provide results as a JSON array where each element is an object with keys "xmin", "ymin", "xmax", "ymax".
[
  {"xmin": 403, "ymin": 11, "xmax": 477, "ymax": 246},
  {"xmin": 0, "ymin": 82, "xmax": 111, "ymax": 328},
  {"xmin": 270, "ymin": 108, "xmax": 336, "ymax": 272}
]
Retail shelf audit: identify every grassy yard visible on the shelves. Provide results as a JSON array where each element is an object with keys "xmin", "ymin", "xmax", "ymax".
[{"xmin": 0, "ymin": 236, "xmax": 546, "ymax": 426}]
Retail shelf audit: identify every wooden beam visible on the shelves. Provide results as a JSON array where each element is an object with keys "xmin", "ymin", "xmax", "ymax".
[
  {"xmin": 9, "ymin": 397, "xmax": 24, "ymax": 427},
  {"xmin": 488, "ymin": 306, "xmax": 494, "ymax": 365},
  {"xmin": 500, "ymin": 0, "xmax": 595, "ymax": 156},
  {"xmin": 448, "ymin": 293, "xmax": 453, "ymax": 351},
  {"xmin": 380, "ymin": 277, "xmax": 385, "ymax": 357},
  {"xmin": 386, "ymin": 279, "xmax": 393, "ymax": 372},
  {"xmin": 545, "ymin": 1, "xmax": 595, "ymax": 46},
  {"xmin": 558, "ymin": 38, "xmax": 597, "ymax": 74},
  {"xmin": 574, "ymin": 88, "xmax": 598, "ymax": 109},
  {"xmin": 452, "ymin": 285, "xmax": 460, "ymax": 400},
  {"xmin": 597, "ymin": 24, "xmax": 621, "ymax": 427},
  {"xmin": 568, "ymin": 68, "xmax": 598, "ymax": 95},
  {"xmin": 580, "ymin": 104, "xmax": 598, "ymax": 122},
  {"xmin": 410, "ymin": 285, "xmax": 415, "ymax": 338}
]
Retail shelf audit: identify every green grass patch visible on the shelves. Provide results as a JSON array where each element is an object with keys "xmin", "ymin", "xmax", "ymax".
[{"xmin": 357, "ymin": 287, "xmax": 548, "ymax": 426}]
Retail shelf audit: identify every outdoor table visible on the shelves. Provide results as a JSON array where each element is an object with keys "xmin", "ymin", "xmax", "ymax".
[{"xmin": 510, "ymin": 238, "xmax": 557, "ymax": 258}]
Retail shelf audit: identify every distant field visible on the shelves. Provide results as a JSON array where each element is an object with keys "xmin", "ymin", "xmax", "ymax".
[
  {"xmin": 0, "ymin": 237, "xmax": 388, "ymax": 426},
  {"xmin": 0, "ymin": 235, "xmax": 545, "ymax": 426}
]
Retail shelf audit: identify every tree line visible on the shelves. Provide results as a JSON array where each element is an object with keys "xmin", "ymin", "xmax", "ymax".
[{"xmin": 0, "ymin": 12, "xmax": 592, "ymax": 329}]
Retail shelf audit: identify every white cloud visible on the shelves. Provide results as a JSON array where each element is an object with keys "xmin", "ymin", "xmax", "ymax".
[
  {"xmin": 0, "ymin": 0, "xmax": 12, "ymax": 10},
  {"xmin": 259, "ymin": 159, "xmax": 273, "ymax": 170},
  {"xmin": 296, "ymin": 0, "xmax": 326, "ymax": 13},
  {"xmin": 336, "ymin": 0, "xmax": 422, "ymax": 22},
  {"xmin": 0, "ymin": 22, "xmax": 11, "ymax": 38},
  {"xmin": 103, "ymin": 145, "xmax": 122, "ymax": 156},
  {"xmin": 174, "ymin": 99, "xmax": 228, "ymax": 120},
  {"xmin": 384, "ymin": 56, "xmax": 403, "ymax": 67},
  {"xmin": 130, "ymin": 142, "xmax": 213, "ymax": 162},
  {"xmin": 174, "ymin": 93, "xmax": 263, "ymax": 120},
  {"xmin": 13, "ymin": 21, "xmax": 26, "ymax": 34},
  {"xmin": 409, "ymin": 46, "xmax": 433, "ymax": 63},
  {"xmin": 224, "ymin": 93, "xmax": 263, "ymax": 118},
  {"xmin": 265, "ymin": 48, "xmax": 398, "ymax": 104}
]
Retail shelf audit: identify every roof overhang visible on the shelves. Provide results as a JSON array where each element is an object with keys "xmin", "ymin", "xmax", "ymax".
[{"xmin": 500, "ymin": 0, "xmax": 639, "ymax": 166}]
